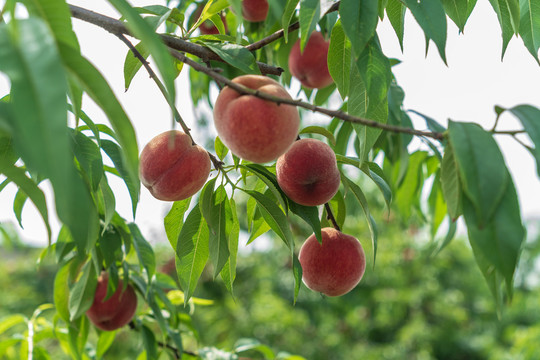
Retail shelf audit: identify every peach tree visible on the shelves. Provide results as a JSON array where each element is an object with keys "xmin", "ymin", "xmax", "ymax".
[{"xmin": 0, "ymin": 0, "xmax": 539, "ymax": 358}]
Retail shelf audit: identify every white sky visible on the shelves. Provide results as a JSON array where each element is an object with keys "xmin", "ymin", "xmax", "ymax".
[{"xmin": 1, "ymin": 0, "xmax": 539, "ymax": 247}]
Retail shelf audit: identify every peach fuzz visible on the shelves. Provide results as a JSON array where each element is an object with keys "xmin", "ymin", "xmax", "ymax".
[
  {"xmin": 213, "ymin": 75, "xmax": 300, "ymax": 163},
  {"xmin": 242, "ymin": 0, "xmax": 269, "ymax": 22},
  {"xmin": 276, "ymin": 138, "xmax": 340, "ymax": 206},
  {"xmin": 86, "ymin": 272, "xmax": 138, "ymax": 331},
  {"xmin": 299, "ymin": 228, "xmax": 366, "ymax": 297},
  {"xmin": 288, "ymin": 31, "xmax": 333, "ymax": 89},
  {"xmin": 139, "ymin": 131, "xmax": 211, "ymax": 201}
]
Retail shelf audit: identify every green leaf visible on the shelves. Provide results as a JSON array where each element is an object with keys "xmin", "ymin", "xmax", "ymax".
[
  {"xmin": 339, "ymin": 0, "xmax": 379, "ymax": 57},
  {"xmin": 441, "ymin": 143, "xmax": 462, "ymax": 219},
  {"xmin": 350, "ymin": 39, "xmax": 391, "ymax": 163},
  {"xmin": 361, "ymin": 162, "xmax": 392, "ymax": 210},
  {"xmin": 97, "ymin": 176, "xmax": 116, "ymax": 231},
  {"xmin": 299, "ymin": 126, "xmax": 337, "ymax": 146},
  {"xmin": 404, "ymin": 0, "xmax": 448, "ymax": 63},
  {"xmin": 220, "ymin": 197, "xmax": 239, "ymax": 294},
  {"xmin": 242, "ymin": 164, "xmax": 288, "ymax": 213},
  {"xmin": 0, "ymin": 163, "xmax": 51, "ymax": 241},
  {"xmin": 58, "ymin": 43, "xmax": 140, "ymax": 216},
  {"xmin": 282, "ymin": 0, "xmax": 300, "ymax": 42},
  {"xmin": 203, "ymin": 42, "xmax": 260, "ymax": 74},
  {"xmin": 488, "ymin": 0, "xmax": 520, "ymax": 57},
  {"xmin": 202, "ymin": 185, "xmax": 230, "ymax": 277},
  {"xmin": 292, "ymin": 253, "xmax": 303, "ymax": 304},
  {"xmin": 24, "ymin": 0, "xmax": 80, "ymax": 50},
  {"xmin": 71, "ymin": 130, "xmax": 104, "ymax": 191},
  {"xmin": 441, "ymin": 0, "xmax": 478, "ymax": 32},
  {"xmin": 328, "ymin": 20, "xmax": 351, "ymax": 99},
  {"xmin": 288, "ymin": 200, "xmax": 322, "ymax": 243},
  {"xmin": 101, "ymin": 139, "xmax": 140, "ymax": 217},
  {"xmin": 519, "ymin": 0, "xmax": 540, "ymax": 61},
  {"xmin": 299, "ymin": 0, "xmax": 320, "ymax": 50},
  {"xmin": 164, "ymin": 198, "xmax": 192, "ymax": 250},
  {"xmin": 0, "ymin": 19, "xmax": 98, "ymax": 251},
  {"xmin": 0, "ymin": 315, "xmax": 26, "ymax": 336},
  {"xmin": 215, "ymin": 136, "xmax": 229, "ymax": 160},
  {"xmin": 235, "ymin": 338, "xmax": 275, "ymax": 359},
  {"xmin": 53, "ymin": 262, "xmax": 71, "ymax": 323},
  {"xmin": 96, "ymin": 331, "xmax": 116, "ymax": 359},
  {"xmin": 386, "ymin": 0, "xmax": 406, "ymax": 50},
  {"xmin": 448, "ymin": 121, "xmax": 509, "ymax": 226},
  {"xmin": 462, "ymin": 177, "xmax": 525, "ymax": 298},
  {"xmin": 68, "ymin": 261, "xmax": 97, "ymax": 321},
  {"xmin": 129, "ymin": 223, "xmax": 156, "ymax": 284},
  {"xmin": 343, "ymin": 175, "xmax": 378, "ymax": 264},
  {"xmin": 428, "ymin": 172, "xmax": 447, "ymax": 237},
  {"xmin": 395, "ymin": 151, "xmax": 428, "ymax": 219},
  {"xmin": 509, "ymin": 104, "xmax": 540, "ymax": 176},
  {"xmin": 109, "ymin": 0, "xmax": 176, "ymax": 107},
  {"xmin": 141, "ymin": 325, "xmax": 158, "ymax": 360},
  {"xmin": 243, "ymin": 190, "xmax": 294, "ymax": 251},
  {"xmin": 176, "ymin": 206, "xmax": 210, "ymax": 305},
  {"xmin": 124, "ymin": 42, "xmax": 150, "ymax": 91}
]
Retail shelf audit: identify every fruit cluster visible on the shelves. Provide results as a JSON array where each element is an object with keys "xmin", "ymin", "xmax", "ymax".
[{"xmin": 87, "ymin": 4, "xmax": 365, "ymax": 332}]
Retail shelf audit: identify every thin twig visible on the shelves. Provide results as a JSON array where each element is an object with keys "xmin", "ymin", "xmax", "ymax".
[
  {"xmin": 68, "ymin": 4, "xmax": 283, "ymax": 76},
  {"xmin": 511, "ymin": 134, "xmax": 533, "ymax": 150},
  {"xmin": 114, "ymin": 33, "xmax": 195, "ymax": 143},
  {"xmin": 169, "ymin": 50, "xmax": 446, "ymax": 140},
  {"xmin": 116, "ymin": 33, "xmax": 225, "ymax": 171},
  {"xmin": 324, "ymin": 203, "xmax": 341, "ymax": 231},
  {"xmin": 246, "ymin": 1, "xmax": 341, "ymax": 51},
  {"xmin": 493, "ymin": 129, "xmax": 526, "ymax": 136}
]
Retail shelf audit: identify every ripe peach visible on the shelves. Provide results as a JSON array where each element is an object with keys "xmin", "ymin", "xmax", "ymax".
[
  {"xmin": 276, "ymin": 138, "xmax": 340, "ymax": 206},
  {"xmin": 242, "ymin": 0, "xmax": 269, "ymax": 22},
  {"xmin": 86, "ymin": 272, "xmax": 137, "ymax": 331},
  {"xmin": 213, "ymin": 75, "xmax": 300, "ymax": 163},
  {"xmin": 299, "ymin": 228, "xmax": 366, "ymax": 296},
  {"xmin": 288, "ymin": 31, "xmax": 333, "ymax": 89},
  {"xmin": 139, "ymin": 131, "xmax": 211, "ymax": 201},
  {"xmin": 190, "ymin": 4, "xmax": 228, "ymax": 35}
]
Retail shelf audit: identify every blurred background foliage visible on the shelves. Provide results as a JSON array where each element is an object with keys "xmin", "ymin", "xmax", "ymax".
[{"xmin": 2, "ymin": 189, "xmax": 540, "ymax": 360}]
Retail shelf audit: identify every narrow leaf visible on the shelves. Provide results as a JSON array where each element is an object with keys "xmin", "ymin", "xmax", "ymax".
[
  {"xmin": 176, "ymin": 206, "xmax": 209, "ymax": 305},
  {"xmin": 448, "ymin": 121, "xmax": 509, "ymax": 226}
]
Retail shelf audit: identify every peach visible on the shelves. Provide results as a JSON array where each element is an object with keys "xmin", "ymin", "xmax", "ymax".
[
  {"xmin": 139, "ymin": 131, "xmax": 211, "ymax": 201},
  {"xmin": 190, "ymin": 4, "xmax": 228, "ymax": 35},
  {"xmin": 213, "ymin": 75, "xmax": 300, "ymax": 163},
  {"xmin": 242, "ymin": 0, "xmax": 269, "ymax": 22},
  {"xmin": 299, "ymin": 228, "xmax": 366, "ymax": 296},
  {"xmin": 288, "ymin": 31, "xmax": 333, "ymax": 89},
  {"xmin": 276, "ymin": 138, "xmax": 340, "ymax": 206},
  {"xmin": 86, "ymin": 272, "xmax": 137, "ymax": 331}
]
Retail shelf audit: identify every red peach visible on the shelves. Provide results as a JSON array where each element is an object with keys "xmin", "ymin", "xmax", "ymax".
[
  {"xmin": 139, "ymin": 131, "xmax": 211, "ymax": 201},
  {"xmin": 299, "ymin": 228, "xmax": 366, "ymax": 297},
  {"xmin": 86, "ymin": 272, "xmax": 137, "ymax": 331},
  {"xmin": 276, "ymin": 138, "xmax": 340, "ymax": 206},
  {"xmin": 213, "ymin": 75, "xmax": 300, "ymax": 163},
  {"xmin": 242, "ymin": 0, "xmax": 269, "ymax": 22},
  {"xmin": 288, "ymin": 31, "xmax": 333, "ymax": 89}
]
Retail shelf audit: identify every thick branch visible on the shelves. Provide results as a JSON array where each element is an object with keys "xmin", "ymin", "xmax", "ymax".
[
  {"xmin": 68, "ymin": 4, "xmax": 283, "ymax": 76},
  {"xmin": 170, "ymin": 50, "xmax": 445, "ymax": 141}
]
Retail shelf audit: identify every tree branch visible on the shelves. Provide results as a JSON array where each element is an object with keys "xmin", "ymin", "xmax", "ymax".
[
  {"xmin": 169, "ymin": 50, "xmax": 446, "ymax": 141},
  {"xmin": 68, "ymin": 4, "xmax": 445, "ymax": 140},
  {"xmin": 68, "ymin": 4, "xmax": 283, "ymax": 76},
  {"xmin": 246, "ymin": 1, "xmax": 341, "ymax": 52}
]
